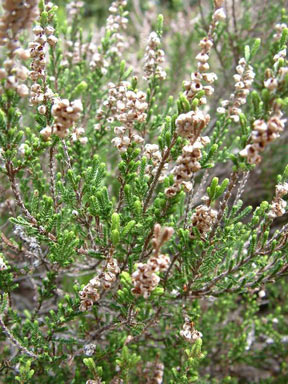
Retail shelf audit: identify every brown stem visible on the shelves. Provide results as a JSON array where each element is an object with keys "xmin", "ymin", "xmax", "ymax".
[
  {"xmin": 6, "ymin": 161, "xmax": 56, "ymax": 241},
  {"xmin": 143, "ymin": 135, "xmax": 177, "ymax": 213},
  {"xmin": 0, "ymin": 316, "xmax": 39, "ymax": 359},
  {"xmin": 183, "ymin": 171, "xmax": 239, "ymax": 295},
  {"xmin": 49, "ymin": 143, "xmax": 57, "ymax": 210}
]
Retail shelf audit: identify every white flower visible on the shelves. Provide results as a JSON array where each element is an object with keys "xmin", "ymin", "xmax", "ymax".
[
  {"xmin": 47, "ymin": 35, "xmax": 58, "ymax": 46},
  {"xmin": 264, "ymin": 78, "xmax": 278, "ymax": 91},
  {"xmin": 196, "ymin": 52, "xmax": 209, "ymax": 63},
  {"xmin": 38, "ymin": 105, "xmax": 46, "ymax": 115},
  {"xmin": 213, "ymin": 8, "xmax": 226, "ymax": 21},
  {"xmin": 18, "ymin": 143, "xmax": 27, "ymax": 155},
  {"xmin": 17, "ymin": 84, "xmax": 29, "ymax": 97},
  {"xmin": 40, "ymin": 126, "xmax": 52, "ymax": 140},
  {"xmin": 203, "ymin": 72, "xmax": 217, "ymax": 83},
  {"xmin": 217, "ymin": 107, "xmax": 226, "ymax": 114}
]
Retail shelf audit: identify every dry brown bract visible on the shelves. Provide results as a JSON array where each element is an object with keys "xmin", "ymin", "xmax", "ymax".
[
  {"xmin": 43, "ymin": 98, "xmax": 83, "ymax": 139},
  {"xmin": 0, "ymin": 0, "xmax": 38, "ymax": 47},
  {"xmin": 268, "ymin": 182, "xmax": 288, "ymax": 219},
  {"xmin": 132, "ymin": 225, "xmax": 173, "ymax": 298},
  {"xmin": 79, "ymin": 258, "xmax": 120, "ymax": 312},
  {"xmin": 165, "ymin": 137, "xmax": 210, "ymax": 196},
  {"xmin": 144, "ymin": 361, "xmax": 165, "ymax": 384},
  {"xmin": 190, "ymin": 202, "xmax": 218, "ymax": 238},
  {"xmin": 143, "ymin": 31, "xmax": 166, "ymax": 81},
  {"xmin": 240, "ymin": 115, "xmax": 286, "ymax": 165}
]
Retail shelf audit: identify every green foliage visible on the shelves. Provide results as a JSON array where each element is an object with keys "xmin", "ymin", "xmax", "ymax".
[
  {"xmin": 15, "ymin": 360, "xmax": 35, "ymax": 384},
  {"xmin": 0, "ymin": 0, "xmax": 288, "ymax": 383}
]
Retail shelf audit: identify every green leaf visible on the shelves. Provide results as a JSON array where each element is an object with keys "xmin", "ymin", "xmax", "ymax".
[
  {"xmin": 250, "ymin": 38, "xmax": 261, "ymax": 59},
  {"xmin": 244, "ymin": 45, "xmax": 250, "ymax": 62},
  {"xmin": 157, "ymin": 14, "xmax": 164, "ymax": 36}
]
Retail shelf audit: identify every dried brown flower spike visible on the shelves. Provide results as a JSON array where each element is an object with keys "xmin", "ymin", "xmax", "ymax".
[{"xmin": 132, "ymin": 224, "xmax": 173, "ymax": 298}]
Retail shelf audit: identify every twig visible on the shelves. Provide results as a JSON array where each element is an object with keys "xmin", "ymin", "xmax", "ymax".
[
  {"xmin": 49, "ymin": 143, "xmax": 57, "ymax": 210},
  {"xmin": 143, "ymin": 135, "xmax": 177, "ymax": 212},
  {"xmin": 6, "ymin": 161, "xmax": 56, "ymax": 242},
  {"xmin": 0, "ymin": 316, "xmax": 39, "ymax": 359}
]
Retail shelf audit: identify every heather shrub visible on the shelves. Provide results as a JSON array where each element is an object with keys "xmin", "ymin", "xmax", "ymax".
[{"xmin": 0, "ymin": 0, "xmax": 288, "ymax": 383}]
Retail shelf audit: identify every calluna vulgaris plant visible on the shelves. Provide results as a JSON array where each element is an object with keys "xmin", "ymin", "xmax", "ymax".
[{"xmin": 1, "ymin": 0, "xmax": 288, "ymax": 382}]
